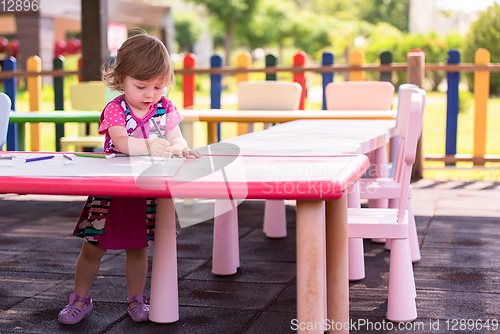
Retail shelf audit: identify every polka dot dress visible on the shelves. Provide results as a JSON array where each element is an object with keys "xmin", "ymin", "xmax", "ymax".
[{"xmin": 73, "ymin": 94, "xmax": 183, "ymax": 249}]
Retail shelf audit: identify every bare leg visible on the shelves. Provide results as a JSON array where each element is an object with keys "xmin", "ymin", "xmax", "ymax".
[
  {"xmin": 125, "ymin": 247, "xmax": 148, "ymax": 307},
  {"xmin": 74, "ymin": 241, "xmax": 107, "ymax": 307}
]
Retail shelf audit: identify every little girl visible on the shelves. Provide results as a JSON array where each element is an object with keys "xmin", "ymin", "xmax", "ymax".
[{"xmin": 58, "ymin": 31, "xmax": 200, "ymax": 325}]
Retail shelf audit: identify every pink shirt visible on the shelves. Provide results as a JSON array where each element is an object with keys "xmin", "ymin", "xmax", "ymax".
[{"xmin": 98, "ymin": 95, "xmax": 183, "ymax": 153}]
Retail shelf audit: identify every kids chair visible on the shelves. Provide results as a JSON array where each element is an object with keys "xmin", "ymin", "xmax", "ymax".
[
  {"xmin": 0, "ymin": 93, "xmax": 12, "ymax": 149},
  {"xmin": 60, "ymin": 82, "xmax": 120, "ymax": 152},
  {"xmin": 237, "ymin": 81, "xmax": 302, "ymax": 132},
  {"xmin": 325, "ymin": 81, "xmax": 394, "ymax": 111},
  {"xmin": 238, "ymin": 81, "xmax": 302, "ymax": 239},
  {"xmin": 352, "ymin": 86, "xmax": 426, "ymax": 279},
  {"xmin": 324, "ymin": 81, "xmax": 396, "ymax": 279},
  {"xmin": 347, "ymin": 92, "xmax": 424, "ymax": 323}
]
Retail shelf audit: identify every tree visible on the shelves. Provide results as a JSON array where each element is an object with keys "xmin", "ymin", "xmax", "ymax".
[
  {"xmin": 242, "ymin": 0, "xmax": 296, "ymax": 60},
  {"xmin": 356, "ymin": 0, "xmax": 410, "ymax": 32},
  {"xmin": 174, "ymin": 11, "xmax": 203, "ymax": 53},
  {"xmin": 463, "ymin": 3, "xmax": 500, "ymax": 94},
  {"xmin": 186, "ymin": 0, "xmax": 260, "ymax": 65}
]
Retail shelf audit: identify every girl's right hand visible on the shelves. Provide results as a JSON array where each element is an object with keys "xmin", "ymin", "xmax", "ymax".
[{"xmin": 148, "ymin": 138, "xmax": 173, "ymax": 158}]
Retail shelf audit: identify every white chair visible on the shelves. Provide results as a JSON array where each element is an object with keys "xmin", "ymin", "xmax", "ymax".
[
  {"xmin": 237, "ymin": 81, "xmax": 302, "ymax": 133},
  {"xmin": 0, "ymin": 93, "xmax": 12, "ymax": 149},
  {"xmin": 237, "ymin": 81, "xmax": 302, "ymax": 239},
  {"xmin": 349, "ymin": 86, "xmax": 426, "ymax": 281},
  {"xmin": 348, "ymin": 92, "xmax": 424, "ymax": 322}
]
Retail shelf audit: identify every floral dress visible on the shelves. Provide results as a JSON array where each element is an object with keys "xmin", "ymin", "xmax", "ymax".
[{"xmin": 73, "ymin": 95, "xmax": 183, "ymax": 249}]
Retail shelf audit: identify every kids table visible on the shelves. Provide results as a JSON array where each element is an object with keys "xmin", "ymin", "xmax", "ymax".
[{"xmin": 0, "ymin": 151, "xmax": 368, "ymax": 333}]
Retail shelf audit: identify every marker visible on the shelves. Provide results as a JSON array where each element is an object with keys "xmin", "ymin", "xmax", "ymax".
[
  {"xmin": 151, "ymin": 118, "xmax": 164, "ymax": 139},
  {"xmin": 74, "ymin": 153, "xmax": 115, "ymax": 159},
  {"xmin": 63, "ymin": 153, "xmax": 75, "ymax": 161},
  {"xmin": 25, "ymin": 155, "xmax": 55, "ymax": 163},
  {"xmin": 0, "ymin": 154, "xmax": 13, "ymax": 160},
  {"xmin": 151, "ymin": 118, "xmax": 174, "ymax": 159}
]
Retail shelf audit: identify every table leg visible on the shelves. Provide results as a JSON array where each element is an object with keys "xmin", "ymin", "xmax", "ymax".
[
  {"xmin": 347, "ymin": 182, "xmax": 365, "ymax": 281},
  {"xmin": 296, "ymin": 200, "xmax": 325, "ymax": 334},
  {"xmin": 149, "ymin": 198, "xmax": 179, "ymax": 323},
  {"xmin": 369, "ymin": 145, "xmax": 389, "ymax": 209},
  {"xmin": 212, "ymin": 199, "xmax": 238, "ymax": 275},
  {"xmin": 325, "ymin": 195, "xmax": 349, "ymax": 334},
  {"xmin": 370, "ymin": 145, "xmax": 389, "ymax": 244}
]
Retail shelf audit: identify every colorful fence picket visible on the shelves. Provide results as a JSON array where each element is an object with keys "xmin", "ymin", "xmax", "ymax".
[{"xmin": 1, "ymin": 49, "xmax": 500, "ymax": 175}]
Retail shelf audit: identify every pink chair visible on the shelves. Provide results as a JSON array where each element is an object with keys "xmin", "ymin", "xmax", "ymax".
[
  {"xmin": 349, "ymin": 86, "xmax": 426, "ymax": 281},
  {"xmin": 348, "ymin": 92, "xmax": 424, "ymax": 322},
  {"xmin": 325, "ymin": 81, "xmax": 396, "ymax": 280},
  {"xmin": 325, "ymin": 81, "xmax": 394, "ymax": 111},
  {"xmin": 237, "ymin": 81, "xmax": 302, "ymax": 239},
  {"xmin": 212, "ymin": 81, "xmax": 302, "ymax": 275}
]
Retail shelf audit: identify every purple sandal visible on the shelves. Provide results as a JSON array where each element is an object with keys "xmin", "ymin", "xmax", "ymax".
[
  {"xmin": 58, "ymin": 293, "xmax": 93, "ymax": 325},
  {"xmin": 127, "ymin": 295, "xmax": 149, "ymax": 322}
]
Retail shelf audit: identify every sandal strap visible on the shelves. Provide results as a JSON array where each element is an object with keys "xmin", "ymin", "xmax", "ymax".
[
  {"xmin": 67, "ymin": 293, "xmax": 92, "ymax": 305},
  {"xmin": 127, "ymin": 295, "xmax": 147, "ymax": 305}
]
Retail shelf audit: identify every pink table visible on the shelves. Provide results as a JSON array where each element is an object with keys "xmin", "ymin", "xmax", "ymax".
[{"xmin": 0, "ymin": 151, "xmax": 368, "ymax": 333}]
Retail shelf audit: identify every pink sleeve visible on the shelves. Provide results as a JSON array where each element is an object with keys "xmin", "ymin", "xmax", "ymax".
[
  {"xmin": 99, "ymin": 101, "xmax": 126, "ymax": 135},
  {"xmin": 163, "ymin": 98, "xmax": 184, "ymax": 134}
]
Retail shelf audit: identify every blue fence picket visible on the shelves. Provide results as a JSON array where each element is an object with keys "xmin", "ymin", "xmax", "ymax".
[
  {"xmin": 210, "ymin": 54, "xmax": 223, "ymax": 142},
  {"xmin": 321, "ymin": 52, "xmax": 334, "ymax": 110},
  {"xmin": 445, "ymin": 49, "xmax": 460, "ymax": 164}
]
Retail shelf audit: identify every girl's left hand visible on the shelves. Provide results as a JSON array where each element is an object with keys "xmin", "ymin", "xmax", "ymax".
[{"xmin": 173, "ymin": 147, "xmax": 201, "ymax": 159}]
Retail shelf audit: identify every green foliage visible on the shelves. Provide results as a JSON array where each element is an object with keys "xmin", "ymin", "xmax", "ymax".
[
  {"xmin": 356, "ymin": 0, "xmax": 410, "ymax": 32},
  {"xmin": 463, "ymin": 3, "xmax": 500, "ymax": 94},
  {"xmin": 186, "ymin": 0, "xmax": 260, "ymax": 64},
  {"xmin": 241, "ymin": 0, "xmax": 296, "ymax": 50},
  {"xmin": 174, "ymin": 11, "xmax": 203, "ymax": 53}
]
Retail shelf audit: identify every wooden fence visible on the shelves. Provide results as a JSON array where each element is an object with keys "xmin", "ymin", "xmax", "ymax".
[{"xmin": 1, "ymin": 49, "xmax": 500, "ymax": 178}]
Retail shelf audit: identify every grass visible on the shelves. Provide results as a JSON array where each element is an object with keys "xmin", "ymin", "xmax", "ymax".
[{"xmin": 6, "ymin": 67, "xmax": 500, "ymax": 181}]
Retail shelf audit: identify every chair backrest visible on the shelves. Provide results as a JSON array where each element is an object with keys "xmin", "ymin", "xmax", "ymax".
[
  {"xmin": 237, "ymin": 81, "xmax": 302, "ymax": 110},
  {"xmin": 325, "ymin": 81, "xmax": 395, "ymax": 110},
  {"xmin": 393, "ymin": 87, "xmax": 426, "ymax": 182},
  {"xmin": 70, "ymin": 81, "xmax": 121, "ymax": 110},
  {"xmin": 0, "ymin": 93, "xmax": 12, "ymax": 148},
  {"xmin": 397, "ymin": 93, "xmax": 424, "ymax": 223}
]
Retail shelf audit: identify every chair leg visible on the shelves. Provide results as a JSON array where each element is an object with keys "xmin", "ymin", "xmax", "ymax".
[
  {"xmin": 263, "ymin": 200, "xmax": 287, "ymax": 238},
  {"xmin": 347, "ymin": 182, "xmax": 365, "ymax": 281},
  {"xmin": 387, "ymin": 238, "xmax": 417, "ymax": 323},
  {"xmin": 212, "ymin": 200, "xmax": 238, "ymax": 276},
  {"xmin": 407, "ymin": 200, "xmax": 421, "ymax": 262},
  {"xmin": 349, "ymin": 238, "xmax": 365, "ymax": 281},
  {"xmin": 385, "ymin": 198, "xmax": 400, "ymax": 251}
]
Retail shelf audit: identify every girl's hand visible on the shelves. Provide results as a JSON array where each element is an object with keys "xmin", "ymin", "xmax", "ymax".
[
  {"xmin": 172, "ymin": 146, "xmax": 201, "ymax": 159},
  {"xmin": 148, "ymin": 138, "xmax": 173, "ymax": 158}
]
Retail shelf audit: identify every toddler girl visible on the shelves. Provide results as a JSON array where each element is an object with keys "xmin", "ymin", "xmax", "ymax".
[{"xmin": 58, "ymin": 31, "xmax": 200, "ymax": 325}]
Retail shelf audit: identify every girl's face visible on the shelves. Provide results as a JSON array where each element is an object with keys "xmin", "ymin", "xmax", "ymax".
[{"xmin": 122, "ymin": 76, "xmax": 167, "ymax": 116}]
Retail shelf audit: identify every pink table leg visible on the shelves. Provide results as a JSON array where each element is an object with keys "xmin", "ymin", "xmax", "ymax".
[
  {"xmin": 370, "ymin": 145, "xmax": 389, "ymax": 243},
  {"xmin": 325, "ymin": 195, "xmax": 349, "ymax": 334},
  {"xmin": 212, "ymin": 199, "xmax": 238, "ymax": 275},
  {"xmin": 369, "ymin": 145, "xmax": 389, "ymax": 208},
  {"xmin": 149, "ymin": 198, "xmax": 179, "ymax": 323},
  {"xmin": 296, "ymin": 200, "xmax": 325, "ymax": 334},
  {"xmin": 347, "ymin": 182, "xmax": 365, "ymax": 281}
]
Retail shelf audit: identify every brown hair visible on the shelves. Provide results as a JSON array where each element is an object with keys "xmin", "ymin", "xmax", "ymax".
[{"xmin": 102, "ymin": 30, "xmax": 175, "ymax": 92}]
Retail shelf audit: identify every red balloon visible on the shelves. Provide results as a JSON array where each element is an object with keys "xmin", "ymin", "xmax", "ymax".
[
  {"xmin": 54, "ymin": 40, "xmax": 67, "ymax": 57},
  {"xmin": 6, "ymin": 39, "xmax": 19, "ymax": 58},
  {"xmin": 0, "ymin": 37, "xmax": 8, "ymax": 53},
  {"xmin": 66, "ymin": 38, "xmax": 81, "ymax": 55}
]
